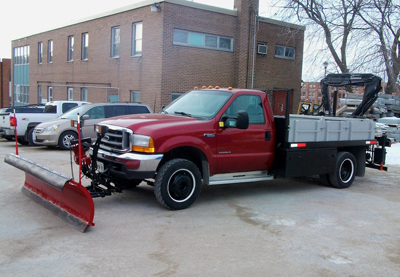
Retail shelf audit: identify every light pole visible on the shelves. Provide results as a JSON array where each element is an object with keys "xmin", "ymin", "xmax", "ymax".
[{"xmin": 323, "ymin": 61, "xmax": 328, "ymax": 77}]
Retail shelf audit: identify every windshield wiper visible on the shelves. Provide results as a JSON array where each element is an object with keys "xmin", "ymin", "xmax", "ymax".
[{"xmin": 174, "ymin": 111, "xmax": 192, "ymax": 117}]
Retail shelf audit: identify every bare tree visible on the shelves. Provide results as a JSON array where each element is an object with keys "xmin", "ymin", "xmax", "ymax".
[
  {"xmin": 354, "ymin": 0, "xmax": 400, "ymax": 94},
  {"xmin": 276, "ymin": 0, "xmax": 365, "ymax": 75}
]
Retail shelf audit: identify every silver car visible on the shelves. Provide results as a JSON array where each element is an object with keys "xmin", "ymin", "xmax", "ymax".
[{"xmin": 33, "ymin": 102, "xmax": 152, "ymax": 149}]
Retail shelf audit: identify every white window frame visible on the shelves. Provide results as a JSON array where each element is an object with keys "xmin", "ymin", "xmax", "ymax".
[
  {"xmin": 82, "ymin": 33, "xmax": 89, "ymax": 60},
  {"xmin": 38, "ymin": 85, "xmax": 42, "ymax": 103},
  {"xmin": 68, "ymin": 36, "xmax": 74, "ymax": 61},
  {"xmin": 173, "ymin": 29, "xmax": 233, "ymax": 52},
  {"xmin": 48, "ymin": 86, "xmax": 53, "ymax": 101},
  {"xmin": 130, "ymin": 91, "xmax": 141, "ymax": 103},
  {"xmin": 68, "ymin": 87, "xmax": 74, "ymax": 100},
  {"xmin": 171, "ymin": 93, "xmax": 182, "ymax": 102},
  {"xmin": 48, "ymin": 40, "xmax": 53, "ymax": 63},
  {"xmin": 38, "ymin": 42, "xmax": 43, "ymax": 64},
  {"xmin": 132, "ymin": 22, "xmax": 143, "ymax": 56},
  {"xmin": 275, "ymin": 45, "xmax": 295, "ymax": 60},
  {"xmin": 81, "ymin": 87, "xmax": 88, "ymax": 101},
  {"xmin": 111, "ymin": 26, "xmax": 120, "ymax": 58}
]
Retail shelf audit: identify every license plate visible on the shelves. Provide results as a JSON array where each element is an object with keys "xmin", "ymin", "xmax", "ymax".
[{"xmin": 97, "ymin": 161, "xmax": 105, "ymax": 173}]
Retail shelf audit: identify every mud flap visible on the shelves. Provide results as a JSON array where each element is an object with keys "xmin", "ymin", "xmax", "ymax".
[{"xmin": 4, "ymin": 153, "xmax": 95, "ymax": 232}]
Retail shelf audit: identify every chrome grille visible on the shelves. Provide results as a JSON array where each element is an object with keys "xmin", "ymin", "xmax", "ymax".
[
  {"xmin": 99, "ymin": 126, "xmax": 131, "ymax": 152},
  {"xmin": 34, "ymin": 128, "xmax": 44, "ymax": 134}
]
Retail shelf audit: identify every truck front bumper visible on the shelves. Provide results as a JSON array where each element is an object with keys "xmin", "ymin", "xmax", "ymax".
[{"xmin": 91, "ymin": 148, "xmax": 164, "ymax": 180}]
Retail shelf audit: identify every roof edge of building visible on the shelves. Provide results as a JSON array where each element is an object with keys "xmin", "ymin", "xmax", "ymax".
[
  {"xmin": 259, "ymin": 16, "xmax": 306, "ymax": 31},
  {"xmin": 165, "ymin": 0, "xmax": 237, "ymax": 15},
  {"xmin": 12, "ymin": 0, "xmax": 237, "ymax": 42}
]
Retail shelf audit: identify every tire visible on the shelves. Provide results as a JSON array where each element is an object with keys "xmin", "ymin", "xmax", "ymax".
[
  {"xmin": 27, "ymin": 128, "xmax": 38, "ymax": 146},
  {"xmin": 154, "ymin": 159, "xmax": 202, "ymax": 210},
  {"xmin": 17, "ymin": 138, "xmax": 29, "ymax": 145},
  {"xmin": 319, "ymin": 174, "xmax": 331, "ymax": 186},
  {"xmin": 328, "ymin": 152, "xmax": 357, "ymax": 189},
  {"xmin": 58, "ymin": 131, "xmax": 78, "ymax": 150}
]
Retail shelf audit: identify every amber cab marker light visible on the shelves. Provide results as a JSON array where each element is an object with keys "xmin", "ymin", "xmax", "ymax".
[
  {"xmin": 202, "ymin": 86, "xmax": 207, "ymax": 89},
  {"xmin": 215, "ymin": 86, "xmax": 220, "ymax": 89},
  {"xmin": 194, "ymin": 86, "xmax": 199, "ymax": 89},
  {"xmin": 228, "ymin": 87, "xmax": 233, "ymax": 90},
  {"xmin": 208, "ymin": 86, "xmax": 213, "ymax": 89}
]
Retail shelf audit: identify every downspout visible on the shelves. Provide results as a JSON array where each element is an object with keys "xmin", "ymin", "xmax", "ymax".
[
  {"xmin": 250, "ymin": 10, "xmax": 258, "ymax": 89},
  {"xmin": 0, "ymin": 59, "xmax": 3, "ymax": 107}
]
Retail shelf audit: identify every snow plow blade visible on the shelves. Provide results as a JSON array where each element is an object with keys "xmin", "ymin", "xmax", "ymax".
[{"xmin": 4, "ymin": 153, "xmax": 94, "ymax": 232}]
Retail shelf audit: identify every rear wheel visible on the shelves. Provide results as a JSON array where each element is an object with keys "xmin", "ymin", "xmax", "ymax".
[
  {"xmin": 154, "ymin": 159, "xmax": 202, "ymax": 210},
  {"xmin": 328, "ymin": 152, "xmax": 356, "ymax": 189},
  {"xmin": 58, "ymin": 131, "xmax": 78, "ymax": 150}
]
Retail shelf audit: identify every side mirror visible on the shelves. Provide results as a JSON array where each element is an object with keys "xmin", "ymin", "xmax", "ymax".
[
  {"xmin": 82, "ymin": 115, "xmax": 89, "ymax": 121},
  {"xmin": 236, "ymin": 110, "xmax": 249, "ymax": 129},
  {"xmin": 219, "ymin": 110, "xmax": 249, "ymax": 130}
]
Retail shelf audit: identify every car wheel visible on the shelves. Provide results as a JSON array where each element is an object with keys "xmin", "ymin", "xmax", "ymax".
[
  {"xmin": 154, "ymin": 159, "xmax": 202, "ymax": 210},
  {"xmin": 328, "ymin": 152, "xmax": 357, "ymax": 189},
  {"xmin": 27, "ymin": 128, "xmax": 38, "ymax": 146},
  {"xmin": 58, "ymin": 131, "xmax": 78, "ymax": 150}
]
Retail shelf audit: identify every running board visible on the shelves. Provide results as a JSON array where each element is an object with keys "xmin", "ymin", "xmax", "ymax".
[{"xmin": 209, "ymin": 171, "xmax": 274, "ymax": 185}]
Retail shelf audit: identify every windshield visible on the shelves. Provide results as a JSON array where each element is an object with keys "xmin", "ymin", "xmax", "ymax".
[
  {"xmin": 58, "ymin": 105, "xmax": 90, "ymax": 119},
  {"xmin": 163, "ymin": 90, "xmax": 232, "ymax": 119}
]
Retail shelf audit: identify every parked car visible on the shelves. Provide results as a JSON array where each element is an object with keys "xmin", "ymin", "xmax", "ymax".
[
  {"xmin": 0, "ymin": 105, "xmax": 45, "ymax": 140},
  {"xmin": 1, "ymin": 101, "xmax": 89, "ymax": 145},
  {"xmin": 33, "ymin": 102, "xmax": 153, "ymax": 149}
]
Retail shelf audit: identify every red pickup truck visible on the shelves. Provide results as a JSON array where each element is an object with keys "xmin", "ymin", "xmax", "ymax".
[{"xmin": 86, "ymin": 75, "xmax": 388, "ymax": 210}]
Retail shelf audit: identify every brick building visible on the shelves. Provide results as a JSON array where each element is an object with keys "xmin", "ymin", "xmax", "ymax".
[
  {"xmin": 0, "ymin": 58, "xmax": 11, "ymax": 108},
  {"xmin": 11, "ymin": 0, "xmax": 304, "ymax": 112}
]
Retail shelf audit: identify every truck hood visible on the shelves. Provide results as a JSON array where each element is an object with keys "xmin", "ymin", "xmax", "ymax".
[{"xmin": 99, "ymin": 113, "xmax": 205, "ymax": 135}]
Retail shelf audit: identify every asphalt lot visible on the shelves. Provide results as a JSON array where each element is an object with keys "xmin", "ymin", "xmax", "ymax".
[{"xmin": 1, "ymin": 138, "xmax": 400, "ymax": 276}]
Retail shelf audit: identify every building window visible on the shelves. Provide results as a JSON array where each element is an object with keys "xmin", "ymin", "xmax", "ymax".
[
  {"xmin": 171, "ymin": 93, "xmax": 182, "ymax": 102},
  {"xmin": 68, "ymin": 87, "xmax": 74, "ymax": 100},
  {"xmin": 111, "ymin": 26, "xmax": 120, "ymax": 58},
  {"xmin": 275, "ymin": 45, "xmax": 295, "ymax": 60},
  {"xmin": 132, "ymin": 22, "xmax": 142, "ymax": 56},
  {"xmin": 13, "ymin": 45, "xmax": 30, "ymax": 106},
  {"xmin": 173, "ymin": 29, "xmax": 234, "ymax": 52},
  {"xmin": 68, "ymin": 36, "xmax": 74, "ymax": 61},
  {"xmin": 130, "ymin": 91, "xmax": 141, "ymax": 103},
  {"xmin": 38, "ymin": 85, "xmax": 42, "ymax": 103},
  {"xmin": 82, "ymin": 33, "xmax": 89, "ymax": 60},
  {"xmin": 48, "ymin": 40, "xmax": 53, "ymax": 63},
  {"xmin": 48, "ymin": 86, "xmax": 53, "ymax": 101},
  {"xmin": 81, "ymin": 87, "xmax": 88, "ymax": 101},
  {"xmin": 38, "ymin": 42, "xmax": 43, "ymax": 64}
]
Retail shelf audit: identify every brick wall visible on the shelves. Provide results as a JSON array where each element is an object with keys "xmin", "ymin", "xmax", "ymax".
[
  {"xmin": 0, "ymin": 58, "xmax": 11, "ymax": 108},
  {"xmin": 11, "ymin": 0, "xmax": 304, "ymax": 113}
]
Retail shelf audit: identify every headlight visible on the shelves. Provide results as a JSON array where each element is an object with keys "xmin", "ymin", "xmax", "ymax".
[
  {"xmin": 44, "ymin": 124, "xmax": 59, "ymax": 132},
  {"xmin": 130, "ymin": 134, "xmax": 155, "ymax": 153}
]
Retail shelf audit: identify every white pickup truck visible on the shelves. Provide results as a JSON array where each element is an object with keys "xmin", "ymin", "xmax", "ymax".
[{"xmin": 1, "ymin": 101, "xmax": 89, "ymax": 145}]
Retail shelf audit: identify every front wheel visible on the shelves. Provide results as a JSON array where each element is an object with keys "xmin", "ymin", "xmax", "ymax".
[
  {"xmin": 27, "ymin": 128, "xmax": 38, "ymax": 146},
  {"xmin": 58, "ymin": 131, "xmax": 78, "ymax": 150},
  {"xmin": 154, "ymin": 159, "xmax": 202, "ymax": 210},
  {"xmin": 328, "ymin": 152, "xmax": 357, "ymax": 189}
]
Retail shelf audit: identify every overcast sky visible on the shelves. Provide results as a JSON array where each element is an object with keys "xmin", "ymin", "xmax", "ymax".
[{"xmin": 0, "ymin": 0, "xmax": 277, "ymax": 59}]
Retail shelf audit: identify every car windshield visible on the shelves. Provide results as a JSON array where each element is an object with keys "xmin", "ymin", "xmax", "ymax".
[
  {"xmin": 59, "ymin": 105, "xmax": 89, "ymax": 119},
  {"xmin": 162, "ymin": 90, "xmax": 232, "ymax": 119}
]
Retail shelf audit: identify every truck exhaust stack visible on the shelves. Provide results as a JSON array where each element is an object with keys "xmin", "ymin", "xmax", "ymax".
[{"xmin": 4, "ymin": 153, "xmax": 95, "ymax": 232}]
